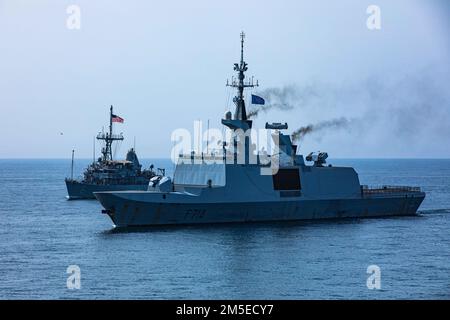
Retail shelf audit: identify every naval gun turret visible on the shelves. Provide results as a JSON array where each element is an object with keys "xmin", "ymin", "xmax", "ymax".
[{"xmin": 306, "ymin": 152, "xmax": 328, "ymax": 167}]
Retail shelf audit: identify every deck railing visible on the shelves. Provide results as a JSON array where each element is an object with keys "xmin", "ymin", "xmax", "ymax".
[{"xmin": 361, "ymin": 185, "xmax": 421, "ymax": 194}]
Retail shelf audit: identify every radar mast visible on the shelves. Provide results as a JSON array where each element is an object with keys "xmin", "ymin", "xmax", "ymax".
[
  {"xmin": 96, "ymin": 105, "xmax": 124, "ymax": 161},
  {"xmin": 223, "ymin": 32, "xmax": 259, "ymax": 130}
]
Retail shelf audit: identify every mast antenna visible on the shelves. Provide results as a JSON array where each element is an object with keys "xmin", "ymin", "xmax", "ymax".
[
  {"xmin": 240, "ymin": 31, "xmax": 245, "ymax": 65},
  {"xmin": 206, "ymin": 119, "xmax": 210, "ymax": 154},
  {"xmin": 225, "ymin": 31, "xmax": 259, "ymax": 121},
  {"xmin": 109, "ymin": 105, "xmax": 113, "ymax": 160},
  {"xmin": 71, "ymin": 149, "xmax": 74, "ymax": 180}
]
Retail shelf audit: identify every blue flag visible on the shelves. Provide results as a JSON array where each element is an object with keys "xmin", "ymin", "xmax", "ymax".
[{"xmin": 251, "ymin": 94, "xmax": 265, "ymax": 105}]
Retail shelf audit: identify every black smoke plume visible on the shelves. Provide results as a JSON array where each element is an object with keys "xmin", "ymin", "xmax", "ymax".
[
  {"xmin": 247, "ymin": 84, "xmax": 318, "ymax": 118},
  {"xmin": 291, "ymin": 117, "xmax": 350, "ymax": 143}
]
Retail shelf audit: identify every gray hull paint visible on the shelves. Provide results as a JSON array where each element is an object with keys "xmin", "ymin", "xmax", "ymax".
[
  {"xmin": 95, "ymin": 192, "xmax": 425, "ymax": 227},
  {"xmin": 65, "ymin": 180, "xmax": 148, "ymax": 200}
]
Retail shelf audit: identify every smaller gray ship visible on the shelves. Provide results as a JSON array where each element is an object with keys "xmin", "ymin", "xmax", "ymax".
[{"xmin": 65, "ymin": 106, "xmax": 163, "ymax": 199}]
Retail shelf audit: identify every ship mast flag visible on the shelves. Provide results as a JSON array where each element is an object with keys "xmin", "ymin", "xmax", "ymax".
[
  {"xmin": 251, "ymin": 94, "xmax": 265, "ymax": 105},
  {"xmin": 96, "ymin": 105, "xmax": 124, "ymax": 161},
  {"xmin": 112, "ymin": 114, "xmax": 124, "ymax": 123}
]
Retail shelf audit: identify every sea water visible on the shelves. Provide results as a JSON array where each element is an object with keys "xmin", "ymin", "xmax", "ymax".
[{"xmin": 0, "ymin": 159, "xmax": 448, "ymax": 299}]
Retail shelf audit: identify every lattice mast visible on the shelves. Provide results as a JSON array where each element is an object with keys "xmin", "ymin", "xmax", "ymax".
[{"xmin": 96, "ymin": 105, "xmax": 124, "ymax": 161}]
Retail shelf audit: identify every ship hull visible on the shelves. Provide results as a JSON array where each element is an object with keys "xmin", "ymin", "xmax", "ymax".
[
  {"xmin": 65, "ymin": 180, "xmax": 149, "ymax": 200},
  {"xmin": 95, "ymin": 192, "xmax": 425, "ymax": 227}
]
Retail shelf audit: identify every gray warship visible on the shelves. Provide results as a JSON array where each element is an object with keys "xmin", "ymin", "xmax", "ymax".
[
  {"xmin": 65, "ymin": 106, "xmax": 162, "ymax": 199},
  {"xmin": 95, "ymin": 33, "xmax": 425, "ymax": 227}
]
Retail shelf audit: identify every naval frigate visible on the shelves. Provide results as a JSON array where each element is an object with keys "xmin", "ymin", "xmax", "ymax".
[
  {"xmin": 65, "ymin": 106, "xmax": 163, "ymax": 199},
  {"xmin": 95, "ymin": 33, "xmax": 425, "ymax": 227}
]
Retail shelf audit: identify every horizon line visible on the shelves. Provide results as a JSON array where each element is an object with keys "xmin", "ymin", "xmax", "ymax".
[{"xmin": 1, "ymin": 157, "xmax": 450, "ymax": 160}]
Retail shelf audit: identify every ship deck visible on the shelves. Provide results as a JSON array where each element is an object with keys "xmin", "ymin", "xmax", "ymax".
[{"xmin": 361, "ymin": 185, "xmax": 423, "ymax": 196}]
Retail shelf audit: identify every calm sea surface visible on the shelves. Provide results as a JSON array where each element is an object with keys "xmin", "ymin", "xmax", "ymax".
[{"xmin": 0, "ymin": 159, "xmax": 449, "ymax": 299}]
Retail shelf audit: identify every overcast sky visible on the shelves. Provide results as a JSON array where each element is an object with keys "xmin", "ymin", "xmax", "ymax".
[{"xmin": 0, "ymin": 0, "xmax": 449, "ymax": 158}]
